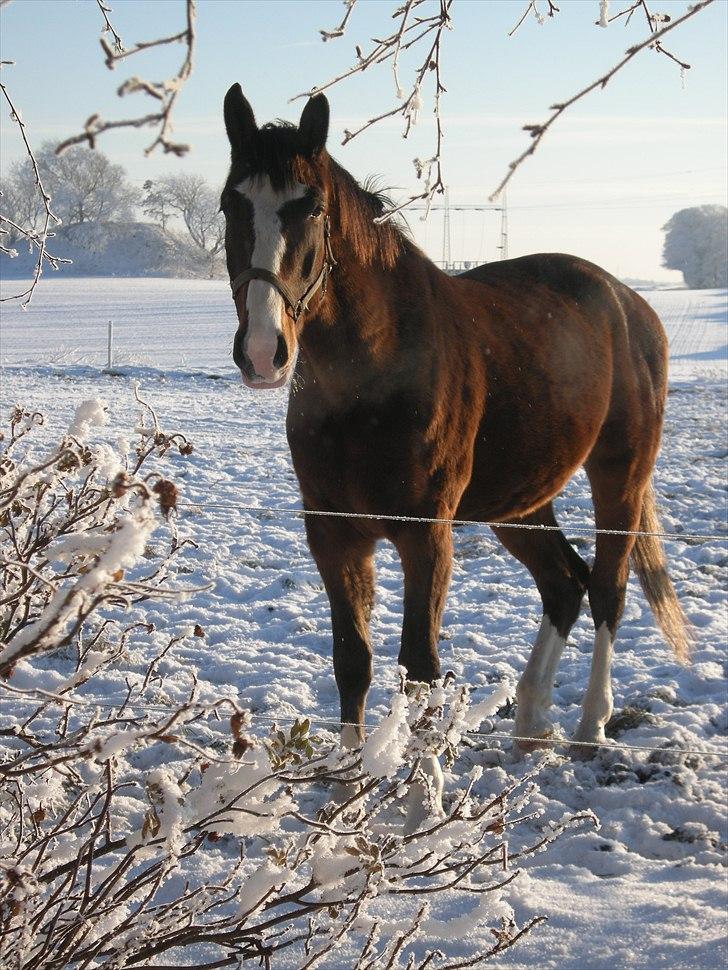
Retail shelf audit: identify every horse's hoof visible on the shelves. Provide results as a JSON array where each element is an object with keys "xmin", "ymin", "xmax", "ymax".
[
  {"xmin": 570, "ymin": 726, "xmax": 607, "ymax": 760},
  {"xmin": 512, "ymin": 735, "xmax": 557, "ymax": 758},
  {"xmin": 513, "ymin": 720, "xmax": 556, "ymax": 757}
]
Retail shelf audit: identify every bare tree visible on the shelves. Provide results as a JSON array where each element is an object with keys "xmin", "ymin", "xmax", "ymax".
[
  {"xmin": 141, "ymin": 178, "xmax": 173, "ymax": 232},
  {"xmin": 144, "ymin": 173, "xmax": 225, "ymax": 271},
  {"xmin": 9, "ymin": 142, "xmax": 140, "ymax": 227}
]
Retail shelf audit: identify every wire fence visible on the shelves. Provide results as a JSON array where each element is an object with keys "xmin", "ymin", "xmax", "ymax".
[
  {"xmin": 3, "ymin": 680, "xmax": 726, "ymax": 762},
  {"xmin": 178, "ymin": 500, "xmax": 728, "ymax": 545},
  {"xmin": 2, "ymin": 293, "xmax": 725, "ymax": 373},
  {"xmin": 10, "ymin": 319, "xmax": 711, "ymax": 542}
]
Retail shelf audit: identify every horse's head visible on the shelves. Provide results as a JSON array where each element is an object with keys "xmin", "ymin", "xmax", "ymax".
[{"xmin": 222, "ymin": 84, "xmax": 333, "ymax": 389}]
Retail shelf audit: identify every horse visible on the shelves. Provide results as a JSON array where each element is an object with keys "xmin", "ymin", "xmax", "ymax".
[{"xmin": 221, "ymin": 83, "xmax": 689, "ymax": 759}]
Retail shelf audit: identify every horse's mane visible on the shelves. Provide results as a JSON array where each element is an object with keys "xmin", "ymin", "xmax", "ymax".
[
  {"xmin": 240, "ymin": 122, "xmax": 406, "ymax": 269},
  {"xmin": 326, "ymin": 160, "xmax": 405, "ymax": 268}
]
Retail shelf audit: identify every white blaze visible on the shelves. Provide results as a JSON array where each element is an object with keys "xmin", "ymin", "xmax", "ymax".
[{"xmin": 234, "ymin": 176, "xmax": 306, "ymax": 377}]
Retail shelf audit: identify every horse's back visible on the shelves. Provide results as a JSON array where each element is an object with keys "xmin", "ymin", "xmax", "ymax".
[
  {"xmin": 453, "ymin": 253, "xmax": 669, "ymax": 521},
  {"xmin": 462, "ymin": 252, "xmax": 651, "ymax": 314},
  {"xmin": 459, "ymin": 251, "xmax": 618, "ymax": 290},
  {"xmin": 459, "ymin": 252, "xmax": 668, "ymax": 396}
]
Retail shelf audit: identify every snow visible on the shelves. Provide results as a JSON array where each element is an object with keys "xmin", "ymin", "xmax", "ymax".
[
  {"xmin": 66, "ymin": 396, "xmax": 108, "ymax": 439},
  {"xmin": 0, "ymin": 222, "xmax": 224, "ymax": 281},
  {"xmin": 0, "ymin": 278, "xmax": 726, "ymax": 968},
  {"xmin": 361, "ymin": 690, "xmax": 410, "ymax": 778}
]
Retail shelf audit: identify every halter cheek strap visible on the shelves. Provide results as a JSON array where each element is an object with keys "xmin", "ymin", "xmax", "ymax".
[{"xmin": 230, "ymin": 215, "xmax": 337, "ymax": 323}]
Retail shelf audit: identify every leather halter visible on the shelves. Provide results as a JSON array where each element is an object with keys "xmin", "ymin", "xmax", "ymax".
[{"xmin": 229, "ymin": 215, "xmax": 337, "ymax": 322}]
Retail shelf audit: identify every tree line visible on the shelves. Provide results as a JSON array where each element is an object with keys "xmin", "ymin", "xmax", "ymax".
[
  {"xmin": 1, "ymin": 143, "xmax": 224, "ymax": 267},
  {"xmin": 2, "ymin": 143, "xmax": 725, "ymax": 287}
]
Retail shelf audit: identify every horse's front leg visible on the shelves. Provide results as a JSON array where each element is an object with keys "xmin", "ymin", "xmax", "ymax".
[
  {"xmin": 305, "ymin": 515, "xmax": 376, "ymax": 747},
  {"xmin": 394, "ymin": 521, "xmax": 452, "ymax": 682},
  {"xmin": 393, "ymin": 521, "xmax": 453, "ymax": 832}
]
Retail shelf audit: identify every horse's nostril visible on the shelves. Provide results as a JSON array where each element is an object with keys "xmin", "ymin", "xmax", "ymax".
[{"xmin": 273, "ymin": 334, "xmax": 289, "ymax": 370}]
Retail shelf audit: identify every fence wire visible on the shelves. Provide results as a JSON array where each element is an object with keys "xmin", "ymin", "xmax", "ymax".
[
  {"xmin": 178, "ymin": 500, "xmax": 728, "ymax": 545},
  {"xmin": 1, "ymin": 682, "xmax": 725, "ymax": 761}
]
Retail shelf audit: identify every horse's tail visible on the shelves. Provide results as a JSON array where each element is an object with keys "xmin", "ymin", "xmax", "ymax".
[{"xmin": 631, "ymin": 481, "xmax": 691, "ymax": 663}]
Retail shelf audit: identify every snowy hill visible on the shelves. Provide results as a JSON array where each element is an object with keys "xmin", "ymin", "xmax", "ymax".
[{"xmin": 0, "ymin": 221, "xmax": 225, "ymax": 279}]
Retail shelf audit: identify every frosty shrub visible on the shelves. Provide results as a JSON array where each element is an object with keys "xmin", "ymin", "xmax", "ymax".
[
  {"xmin": 0, "ymin": 397, "xmax": 596, "ymax": 969},
  {"xmin": 0, "ymin": 388, "xmax": 193, "ymax": 679}
]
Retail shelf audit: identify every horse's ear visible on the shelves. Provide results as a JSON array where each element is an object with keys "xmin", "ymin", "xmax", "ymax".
[
  {"xmin": 224, "ymin": 83, "xmax": 257, "ymax": 156},
  {"xmin": 298, "ymin": 94, "xmax": 329, "ymax": 157}
]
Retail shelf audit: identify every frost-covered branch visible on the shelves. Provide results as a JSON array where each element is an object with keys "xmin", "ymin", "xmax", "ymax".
[
  {"xmin": 95, "ymin": 0, "xmax": 124, "ymax": 56},
  {"xmin": 0, "ymin": 654, "xmax": 597, "ymax": 967},
  {"xmin": 293, "ymin": 0, "xmax": 454, "ymax": 221},
  {"xmin": 0, "ymin": 393, "xmax": 195, "ymax": 677},
  {"xmin": 320, "ymin": 0, "xmax": 357, "ymax": 41},
  {"xmin": 130, "ymin": 382, "xmax": 193, "ymax": 475},
  {"xmin": 508, "ymin": 0, "xmax": 560, "ymax": 37},
  {"xmin": 0, "ymin": 72, "xmax": 70, "ymax": 309},
  {"xmin": 0, "ymin": 1, "xmax": 195, "ymax": 306},
  {"xmin": 600, "ymin": 0, "xmax": 692, "ymax": 70},
  {"xmin": 490, "ymin": 0, "xmax": 714, "ymax": 199},
  {"xmin": 55, "ymin": 0, "xmax": 196, "ymax": 158},
  {"xmin": 299, "ymin": 0, "xmax": 713, "ymax": 217}
]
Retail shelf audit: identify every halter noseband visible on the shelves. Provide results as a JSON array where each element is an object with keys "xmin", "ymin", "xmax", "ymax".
[{"xmin": 229, "ymin": 215, "xmax": 337, "ymax": 322}]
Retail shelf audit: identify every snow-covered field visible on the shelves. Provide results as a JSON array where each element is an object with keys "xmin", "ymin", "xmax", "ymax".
[{"xmin": 1, "ymin": 279, "xmax": 726, "ymax": 968}]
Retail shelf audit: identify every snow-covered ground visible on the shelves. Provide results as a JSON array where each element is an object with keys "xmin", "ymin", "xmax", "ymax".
[{"xmin": 1, "ymin": 279, "xmax": 726, "ymax": 968}]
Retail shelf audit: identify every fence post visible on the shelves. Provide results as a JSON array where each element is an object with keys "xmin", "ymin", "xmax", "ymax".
[{"xmin": 106, "ymin": 321, "xmax": 113, "ymax": 370}]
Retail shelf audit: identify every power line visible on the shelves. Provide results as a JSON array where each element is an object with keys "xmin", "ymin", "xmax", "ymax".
[{"xmin": 517, "ymin": 166, "xmax": 727, "ymax": 188}]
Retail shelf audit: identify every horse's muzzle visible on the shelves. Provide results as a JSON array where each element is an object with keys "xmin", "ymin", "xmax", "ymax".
[{"xmin": 233, "ymin": 328, "xmax": 290, "ymax": 389}]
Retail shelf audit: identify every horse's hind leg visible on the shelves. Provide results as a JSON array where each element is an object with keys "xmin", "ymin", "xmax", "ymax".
[
  {"xmin": 492, "ymin": 503, "xmax": 589, "ymax": 752},
  {"xmin": 305, "ymin": 516, "xmax": 376, "ymax": 747},
  {"xmin": 573, "ymin": 465, "xmax": 647, "ymax": 748}
]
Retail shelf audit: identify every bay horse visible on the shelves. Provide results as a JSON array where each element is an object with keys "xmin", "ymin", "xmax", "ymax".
[{"xmin": 221, "ymin": 84, "xmax": 689, "ymax": 757}]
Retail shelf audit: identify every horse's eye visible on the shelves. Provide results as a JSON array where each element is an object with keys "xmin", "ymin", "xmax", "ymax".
[{"xmin": 309, "ymin": 205, "xmax": 324, "ymax": 220}]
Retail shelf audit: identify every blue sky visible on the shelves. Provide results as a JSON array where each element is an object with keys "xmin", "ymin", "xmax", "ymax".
[{"xmin": 1, "ymin": 0, "xmax": 726, "ymax": 279}]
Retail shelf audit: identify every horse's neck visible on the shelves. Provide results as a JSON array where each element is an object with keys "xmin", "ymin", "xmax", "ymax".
[
  {"xmin": 297, "ymin": 242, "xmax": 444, "ymax": 404},
  {"xmin": 325, "ymin": 235, "xmax": 439, "ymax": 334}
]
